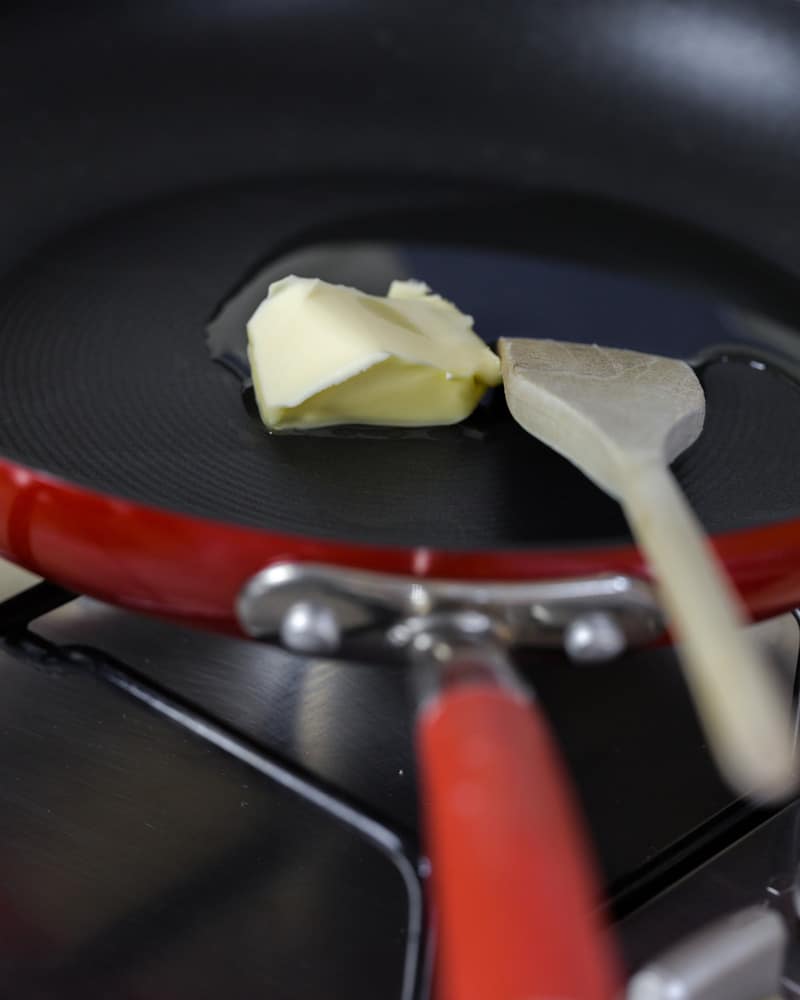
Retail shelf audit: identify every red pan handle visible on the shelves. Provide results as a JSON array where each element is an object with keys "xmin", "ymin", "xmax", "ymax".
[{"xmin": 418, "ymin": 674, "xmax": 622, "ymax": 1000}]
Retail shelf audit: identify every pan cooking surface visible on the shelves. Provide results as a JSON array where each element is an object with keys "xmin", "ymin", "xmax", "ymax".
[{"xmin": 0, "ymin": 184, "xmax": 798, "ymax": 550}]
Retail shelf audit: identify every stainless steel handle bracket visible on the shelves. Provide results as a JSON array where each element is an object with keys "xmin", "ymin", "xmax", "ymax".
[{"xmin": 236, "ymin": 562, "xmax": 662, "ymax": 664}]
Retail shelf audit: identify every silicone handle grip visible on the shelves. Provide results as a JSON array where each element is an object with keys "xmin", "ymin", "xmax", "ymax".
[{"xmin": 418, "ymin": 683, "xmax": 621, "ymax": 1000}]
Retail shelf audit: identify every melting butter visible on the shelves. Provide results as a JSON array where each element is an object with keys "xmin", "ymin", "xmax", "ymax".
[{"xmin": 246, "ymin": 276, "xmax": 501, "ymax": 429}]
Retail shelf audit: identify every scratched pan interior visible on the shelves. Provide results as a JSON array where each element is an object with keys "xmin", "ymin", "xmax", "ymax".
[{"xmin": 0, "ymin": 182, "xmax": 799, "ymax": 551}]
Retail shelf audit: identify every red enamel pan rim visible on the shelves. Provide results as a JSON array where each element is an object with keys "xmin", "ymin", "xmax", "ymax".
[{"xmin": 1, "ymin": 455, "xmax": 799, "ymax": 634}]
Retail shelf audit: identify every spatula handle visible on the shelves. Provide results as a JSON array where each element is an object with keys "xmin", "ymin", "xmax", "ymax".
[
  {"xmin": 418, "ymin": 677, "xmax": 621, "ymax": 1000},
  {"xmin": 622, "ymin": 460, "xmax": 797, "ymax": 801}
]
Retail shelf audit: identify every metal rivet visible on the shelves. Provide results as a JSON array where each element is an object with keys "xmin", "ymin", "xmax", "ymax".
[
  {"xmin": 408, "ymin": 583, "xmax": 432, "ymax": 614},
  {"xmin": 564, "ymin": 612, "xmax": 626, "ymax": 664},
  {"xmin": 280, "ymin": 600, "xmax": 341, "ymax": 654},
  {"xmin": 412, "ymin": 633, "xmax": 435, "ymax": 654},
  {"xmin": 387, "ymin": 623, "xmax": 411, "ymax": 647},
  {"xmin": 530, "ymin": 602, "xmax": 554, "ymax": 624},
  {"xmin": 432, "ymin": 641, "xmax": 453, "ymax": 662}
]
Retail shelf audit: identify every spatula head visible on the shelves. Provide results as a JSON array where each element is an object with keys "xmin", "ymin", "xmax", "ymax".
[{"xmin": 499, "ymin": 338, "xmax": 705, "ymax": 499}]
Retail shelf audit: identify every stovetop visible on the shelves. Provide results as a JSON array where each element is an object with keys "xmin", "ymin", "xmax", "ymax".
[{"xmin": 0, "ymin": 572, "xmax": 798, "ymax": 998}]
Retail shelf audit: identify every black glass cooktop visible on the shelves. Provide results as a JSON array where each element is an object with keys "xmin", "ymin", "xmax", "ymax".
[{"xmin": 1, "ymin": 581, "xmax": 796, "ymax": 998}]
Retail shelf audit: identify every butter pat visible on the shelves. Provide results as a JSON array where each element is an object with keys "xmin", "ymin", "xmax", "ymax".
[{"xmin": 246, "ymin": 276, "xmax": 501, "ymax": 429}]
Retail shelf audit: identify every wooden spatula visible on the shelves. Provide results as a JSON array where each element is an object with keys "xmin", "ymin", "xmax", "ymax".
[{"xmin": 499, "ymin": 337, "xmax": 796, "ymax": 803}]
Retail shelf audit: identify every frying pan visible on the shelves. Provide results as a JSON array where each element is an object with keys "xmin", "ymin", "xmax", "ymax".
[
  {"xmin": 2, "ymin": 189, "xmax": 800, "ymax": 628},
  {"xmin": 3, "ymin": 1, "xmax": 800, "ymax": 996}
]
